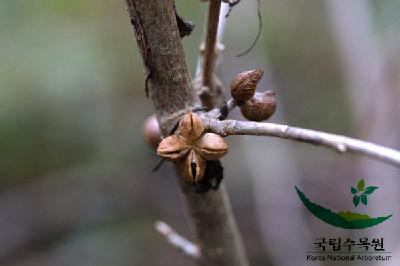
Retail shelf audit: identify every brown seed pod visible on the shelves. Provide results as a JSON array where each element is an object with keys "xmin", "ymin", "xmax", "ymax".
[
  {"xmin": 155, "ymin": 111, "xmax": 229, "ymax": 184},
  {"xmin": 240, "ymin": 91, "xmax": 277, "ymax": 121},
  {"xmin": 142, "ymin": 115, "xmax": 162, "ymax": 149},
  {"xmin": 178, "ymin": 112, "xmax": 205, "ymax": 143},
  {"xmin": 178, "ymin": 149, "xmax": 206, "ymax": 183},
  {"xmin": 195, "ymin": 133, "xmax": 229, "ymax": 161},
  {"xmin": 157, "ymin": 135, "xmax": 189, "ymax": 161},
  {"xmin": 231, "ymin": 69, "xmax": 263, "ymax": 103}
]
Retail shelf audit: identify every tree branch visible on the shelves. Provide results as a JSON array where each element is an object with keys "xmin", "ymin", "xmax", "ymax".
[
  {"xmin": 155, "ymin": 221, "xmax": 200, "ymax": 259},
  {"xmin": 195, "ymin": 0, "xmax": 225, "ymax": 109},
  {"xmin": 203, "ymin": 118, "xmax": 400, "ymax": 167},
  {"xmin": 177, "ymin": 179, "xmax": 249, "ymax": 266},
  {"xmin": 202, "ymin": 0, "xmax": 221, "ymax": 89},
  {"xmin": 125, "ymin": 0, "xmax": 194, "ymax": 134},
  {"xmin": 124, "ymin": 1, "xmax": 249, "ymax": 266}
]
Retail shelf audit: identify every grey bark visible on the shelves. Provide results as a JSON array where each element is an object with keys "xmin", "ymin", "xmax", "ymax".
[{"xmin": 203, "ymin": 118, "xmax": 400, "ymax": 167}]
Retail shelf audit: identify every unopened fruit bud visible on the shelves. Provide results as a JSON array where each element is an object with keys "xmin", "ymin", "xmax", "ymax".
[
  {"xmin": 142, "ymin": 115, "xmax": 162, "ymax": 149},
  {"xmin": 231, "ymin": 69, "xmax": 263, "ymax": 103},
  {"xmin": 240, "ymin": 91, "xmax": 277, "ymax": 121}
]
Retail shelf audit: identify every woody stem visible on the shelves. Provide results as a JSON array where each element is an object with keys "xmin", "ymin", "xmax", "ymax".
[
  {"xmin": 124, "ymin": 1, "xmax": 249, "ymax": 266},
  {"xmin": 202, "ymin": 118, "xmax": 400, "ymax": 168}
]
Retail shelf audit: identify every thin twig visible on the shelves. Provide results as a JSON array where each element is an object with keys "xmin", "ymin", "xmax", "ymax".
[
  {"xmin": 204, "ymin": 98, "xmax": 237, "ymax": 120},
  {"xmin": 203, "ymin": 118, "xmax": 400, "ymax": 167},
  {"xmin": 155, "ymin": 221, "xmax": 200, "ymax": 259},
  {"xmin": 225, "ymin": 98, "xmax": 237, "ymax": 112},
  {"xmin": 202, "ymin": 0, "xmax": 221, "ymax": 90},
  {"xmin": 236, "ymin": 0, "xmax": 262, "ymax": 57},
  {"xmin": 221, "ymin": 0, "xmax": 241, "ymax": 18},
  {"xmin": 195, "ymin": 3, "xmax": 229, "ymax": 77},
  {"xmin": 194, "ymin": 0, "xmax": 227, "ymax": 109},
  {"xmin": 217, "ymin": 2, "xmax": 229, "ymax": 44}
]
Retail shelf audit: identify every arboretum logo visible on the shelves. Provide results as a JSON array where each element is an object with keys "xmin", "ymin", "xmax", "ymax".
[{"xmin": 295, "ymin": 179, "xmax": 392, "ymax": 229}]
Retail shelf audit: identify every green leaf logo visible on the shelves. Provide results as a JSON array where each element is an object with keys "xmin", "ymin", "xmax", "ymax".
[
  {"xmin": 357, "ymin": 179, "xmax": 365, "ymax": 191},
  {"xmin": 351, "ymin": 179, "xmax": 378, "ymax": 207},
  {"xmin": 296, "ymin": 187, "xmax": 392, "ymax": 229},
  {"xmin": 361, "ymin": 194, "xmax": 368, "ymax": 205},
  {"xmin": 353, "ymin": 195, "xmax": 360, "ymax": 207},
  {"xmin": 364, "ymin": 186, "xmax": 378, "ymax": 195}
]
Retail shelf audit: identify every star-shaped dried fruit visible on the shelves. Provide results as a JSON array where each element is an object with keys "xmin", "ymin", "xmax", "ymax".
[{"xmin": 157, "ymin": 112, "xmax": 228, "ymax": 183}]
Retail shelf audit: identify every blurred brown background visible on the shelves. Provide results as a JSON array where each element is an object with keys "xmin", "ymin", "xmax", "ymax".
[{"xmin": 1, "ymin": 0, "xmax": 400, "ymax": 265}]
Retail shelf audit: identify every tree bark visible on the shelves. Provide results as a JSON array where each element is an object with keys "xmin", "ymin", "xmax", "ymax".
[
  {"xmin": 124, "ymin": 1, "xmax": 249, "ymax": 265},
  {"xmin": 125, "ymin": 0, "xmax": 195, "ymax": 133}
]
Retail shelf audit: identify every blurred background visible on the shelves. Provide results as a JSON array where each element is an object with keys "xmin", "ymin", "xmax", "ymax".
[{"xmin": 1, "ymin": 0, "xmax": 400, "ymax": 265}]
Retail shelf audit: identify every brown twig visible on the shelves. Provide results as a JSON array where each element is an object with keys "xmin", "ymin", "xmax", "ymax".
[
  {"xmin": 197, "ymin": 0, "xmax": 223, "ymax": 110},
  {"xmin": 203, "ymin": 0, "xmax": 220, "ymax": 88},
  {"xmin": 202, "ymin": 118, "xmax": 400, "ymax": 167}
]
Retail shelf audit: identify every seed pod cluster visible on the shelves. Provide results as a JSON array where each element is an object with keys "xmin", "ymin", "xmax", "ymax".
[
  {"xmin": 157, "ymin": 112, "xmax": 228, "ymax": 183},
  {"xmin": 231, "ymin": 69, "xmax": 277, "ymax": 121}
]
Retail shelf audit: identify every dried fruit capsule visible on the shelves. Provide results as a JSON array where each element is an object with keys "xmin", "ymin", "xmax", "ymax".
[
  {"xmin": 142, "ymin": 115, "xmax": 162, "ymax": 149},
  {"xmin": 178, "ymin": 149, "xmax": 206, "ymax": 183},
  {"xmin": 231, "ymin": 69, "xmax": 263, "ymax": 103},
  {"xmin": 157, "ymin": 135, "xmax": 189, "ymax": 161},
  {"xmin": 178, "ymin": 111, "xmax": 205, "ymax": 143},
  {"xmin": 195, "ymin": 133, "xmax": 228, "ymax": 161},
  {"xmin": 155, "ymin": 111, "xmax": 229, "ymax": 184},
  {"xmin": 240, "ymin": 91, "xmax": 277, "ymax": 121}
]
